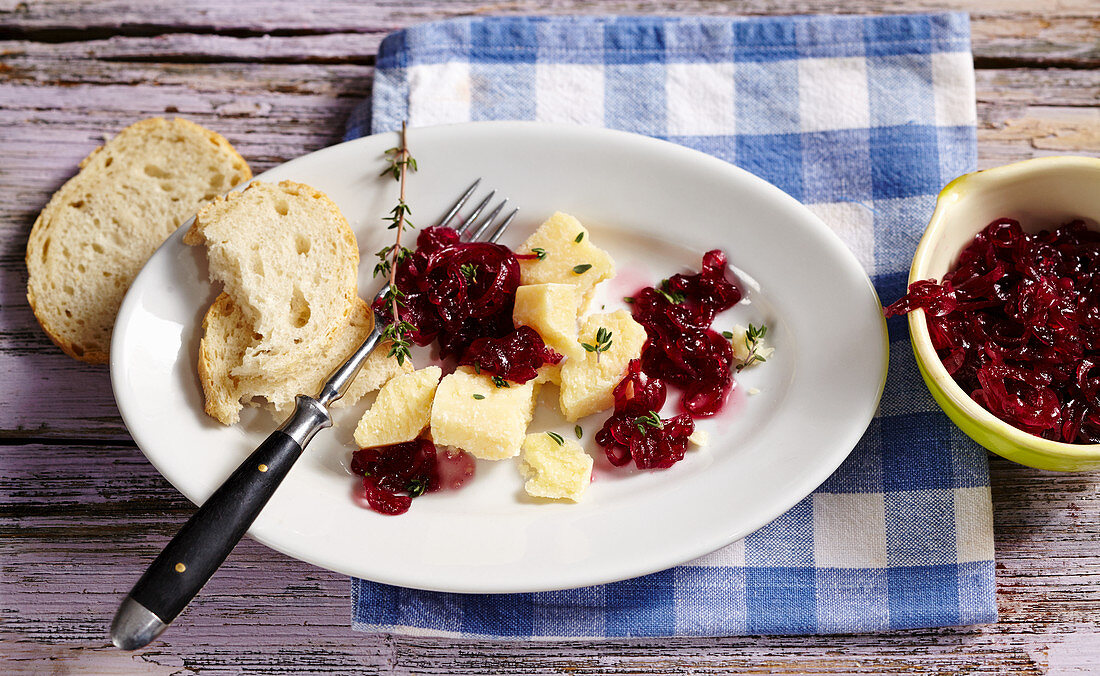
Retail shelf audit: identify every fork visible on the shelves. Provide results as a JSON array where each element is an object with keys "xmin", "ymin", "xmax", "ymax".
[{"xmin": 111, "ymin": 180, "xmax": 517, "ymax": 650}]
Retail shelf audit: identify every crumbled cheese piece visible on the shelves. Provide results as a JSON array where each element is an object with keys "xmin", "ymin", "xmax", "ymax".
[
  {"xmin": 687, "ymin": 429, "xmax": 709, "ymax": 447},
  {"xmin": 559, "ymin": 310, "xmax": 646, "ymax": 421},
  {"xmin": 353, "ymin": 366, "xmax": 441, "ymax": 449},
  {"xmin": 748, "ymin": 387, "xmax": 761, "ymax": 396},
  {"xmin": 517, "ymin": 212, "xmax": 614, "ymax": 309},
  {"xmin": 430, "ymin": 367, "xmax": 536, "ymax": 460},
  {"xmin": 519, "ymin": 433, "xmax": 593, "ymax": 501}
]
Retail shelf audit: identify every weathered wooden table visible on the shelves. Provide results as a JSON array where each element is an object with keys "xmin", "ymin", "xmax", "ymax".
[{"xmin": 2, "ymin": 1, "xmax": 1098, "ymax": 673}]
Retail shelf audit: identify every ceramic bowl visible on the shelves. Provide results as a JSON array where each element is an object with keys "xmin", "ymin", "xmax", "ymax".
[{"xmin": 908, "ymin": 155, "xmax": 1100, "ymax": 472}]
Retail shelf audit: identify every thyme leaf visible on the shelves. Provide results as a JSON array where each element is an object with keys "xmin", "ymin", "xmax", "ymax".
[
  {"xmin": 635, "ymin": 410, "xmax": 664, "ymax": 435},
  {"xmin": 580, "ymin": 327, "xmax": 613, "ymax": 363},
  {"xmin": 405, "ymin": 478, "xmax": 428, "ymax": 498},
  {"xmin": 656, "ymin": 279, "xmax": 686, "ymax": 304}
]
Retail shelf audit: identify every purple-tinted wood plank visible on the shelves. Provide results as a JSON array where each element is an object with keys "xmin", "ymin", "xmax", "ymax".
[
  {"xmin": 4, "ymin": 0, "xmax": 1099, "ymax": 26},
  {"xmin": 2, "ymin": 1, "xmax": 1099, "ymax": 66},
  {"xmin": 5, "ymin": 24, "xmax": 1100, "ymax": 68}
]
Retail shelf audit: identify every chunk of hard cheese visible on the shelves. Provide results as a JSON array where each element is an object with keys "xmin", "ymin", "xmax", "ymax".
[
  {"xmin": 517, "ymin": 213, "xmax": 614, "ymax": 308},
  {"xmin": 353, "ymin": 366, "xmax": 441, "ymax": 449},
  {"xmin": 514, "ymin": 283, "xmax": 582, "ymax": 359},
  {"xmin": 559, "ymin": 310, "xmax": 647, "ymax": 421},
  {"xmin": 514, "ymin": 283, "xmax": 580, "ymax": 387},
  {"xmin": 430, "ymin": 366, "xmax": 536, "ymax": 460},
  {"xmin": 519, "ymin": 433, "xmax": 593, "ymax": 501}
]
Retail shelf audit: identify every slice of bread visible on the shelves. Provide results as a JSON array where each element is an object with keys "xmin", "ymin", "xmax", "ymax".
[
  {"xmin": 25, "ymin": 117, "xmax": 251, "ymax": 363},
  {"xmin": 199, "ymin": 293, "xmax": 410, "ymax": 424},
  {"xmin": 184, "ymin": 180, "xmax": 360, "ymax": 381}
]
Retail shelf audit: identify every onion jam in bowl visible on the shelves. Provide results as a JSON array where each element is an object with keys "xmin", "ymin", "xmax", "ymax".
[{"xmin": 902, "ymin": 156, "xmax": 1100, "ymax": 472}]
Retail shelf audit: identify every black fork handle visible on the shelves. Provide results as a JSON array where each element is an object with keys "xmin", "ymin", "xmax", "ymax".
[{"xmin": 110, "ymin": 396, "xmax": 331, "ymax": 650}]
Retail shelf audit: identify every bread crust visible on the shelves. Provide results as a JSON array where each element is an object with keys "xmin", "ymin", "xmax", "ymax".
[{"xmin": 25, "ymin": 117, "xmax": 252, "ymax": 363}]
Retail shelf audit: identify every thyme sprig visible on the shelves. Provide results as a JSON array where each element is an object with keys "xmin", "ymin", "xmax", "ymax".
[
  {"xmin": 384, "ymin": 320, "xmax": 416, "ymax": 366},
  {"xmin": 736, "ymin": 323, "xmax": 769, "ymax": 372},
  {"xmin": 379, "ymin": 121, "xmax": 417, "ymax": 365},
  {"xmin": 581, "ymin": 327, "xmax": 613, "ymax": 363}
]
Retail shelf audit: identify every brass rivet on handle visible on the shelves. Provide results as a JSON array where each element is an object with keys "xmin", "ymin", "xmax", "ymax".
[
  {"xmin": 174, "ymin": 563, "xmax": 186, "ymax": 573},
  {"xmin": 257, "ymin": 464, "xmax": 269, "ymax": 473}
]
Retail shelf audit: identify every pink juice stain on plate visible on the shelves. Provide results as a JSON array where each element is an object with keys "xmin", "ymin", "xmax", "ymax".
[{"xmin": 600, "ymin": 262, "xmax": 656, "ymax": 305}]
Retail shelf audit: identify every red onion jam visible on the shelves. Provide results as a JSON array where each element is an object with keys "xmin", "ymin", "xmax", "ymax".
[
  {"xmin": 885, "ymin": 218, "xmax": 1100, "ymax": 444},
  {"xmin": 458, "ymin": 325, "xmax": 563, "ymax": 384},
  {"xmin": 595, "ymin": 359, "xmax": 695, "ymax": 469},
  {"xmin": 361, "ymin": 235, "xmax": 752, "ymax": 504},
  {"xmin": 351, "ymin": 439, "xmax": 476, "ymax": 516},
  {"xmin": 357, "ymin": 226, "xmax": 564, "ymax": 515},
  {"xmin": 631, "ymin": 250, "xmax": 743, "ymax": 416},
  {"xmin": 374, "ymin": 225, "xmax": 522, "ymax": 359}
]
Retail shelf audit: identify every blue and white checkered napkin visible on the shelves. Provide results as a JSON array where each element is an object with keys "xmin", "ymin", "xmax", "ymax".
[{"xmin": 346, "ymin": 12, "xmax": 997, "ymax": 637}]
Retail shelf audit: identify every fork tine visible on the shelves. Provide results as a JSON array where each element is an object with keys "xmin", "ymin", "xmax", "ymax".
[
  {"xmin": 455, "ymin": 191, "xmax": 495, "ymax": 237},
  {"xmin": 470, "ymin": 199, "xmax": 508, "ymax": 241},
  {"xmin": 488, "ymin": 208, "xmax": 518, "ymax": 243},
  {"xmin": 437, "ymin": 179, "xmax": 481, "ymax": 228}
]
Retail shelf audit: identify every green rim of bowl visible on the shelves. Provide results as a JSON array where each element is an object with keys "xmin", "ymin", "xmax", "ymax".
[{"xmin": 907, "ymin": 156, "xmax": 1100, "ymax": 472}]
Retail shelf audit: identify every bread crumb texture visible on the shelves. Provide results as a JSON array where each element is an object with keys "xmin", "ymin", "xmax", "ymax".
[
  {"xmin": 191, "ymin": 180, "xmax": 408, "ymax": 424},
  {"xmin": 198, "ymin": 294, "xmax": 408, "ymax": 425},
  {"xmin": 26, "ymin": 117, "xmax": 251, "ymax": 363},
  {"xmin": 186, "ymin": 180, "xmax": 360, "ymax": 382}
]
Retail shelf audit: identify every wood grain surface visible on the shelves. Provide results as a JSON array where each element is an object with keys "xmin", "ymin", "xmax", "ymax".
[{"xmin": 2, "ymin": 1, "xmax": 1098, "ymax": 673}]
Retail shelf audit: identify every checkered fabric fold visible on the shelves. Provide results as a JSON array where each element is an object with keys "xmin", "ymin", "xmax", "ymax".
[{"xmin": 347, "ymin": 12, "xmax": 997, "ymax": 638}]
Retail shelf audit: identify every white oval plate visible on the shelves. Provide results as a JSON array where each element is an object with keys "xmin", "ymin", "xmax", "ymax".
[{"xmin": 112, "ymin": 122, "xmax": 887, "ymax": 594}]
